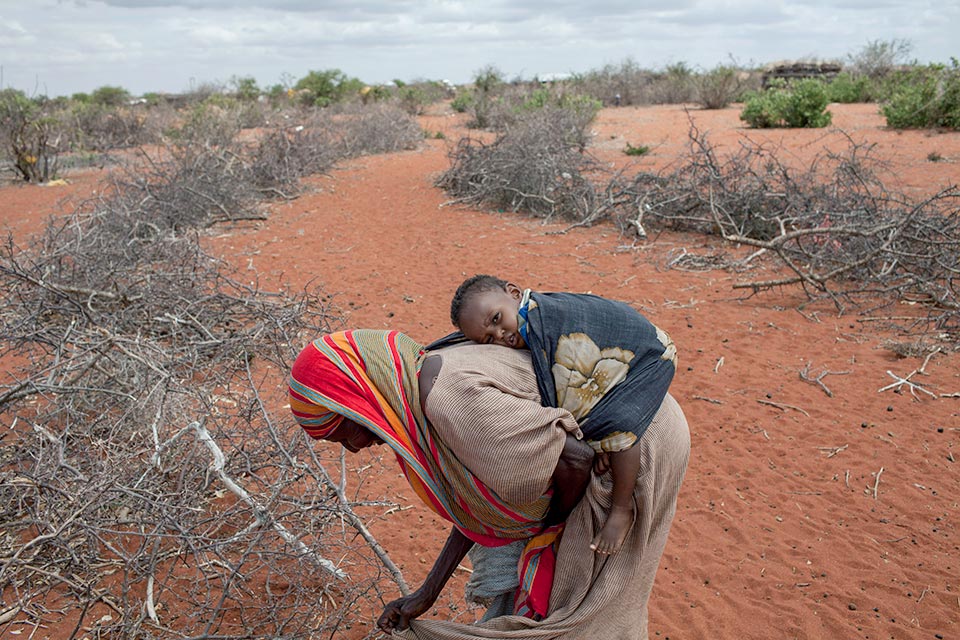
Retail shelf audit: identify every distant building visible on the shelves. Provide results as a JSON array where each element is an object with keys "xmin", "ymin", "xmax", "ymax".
[
  {"xmin": 537, "ymin": 72, "xmax": 573, "ymax": 83},
  {"xmin": 761, "ymin": 60, "xmax": 842, "ymax": 88}
]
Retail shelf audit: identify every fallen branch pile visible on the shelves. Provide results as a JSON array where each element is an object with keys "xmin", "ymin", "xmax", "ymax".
[
  {"xmin": 0, "ymin": 104, "xmax": 423, "ymax": 638},
  {"xmin": 438, "ymin": 113, "xmax": 959, "ymax": 338},
  {"xmin": 436, "ymin": 106, "xmax": 605, "ymax": 221},
  {"xmin": 620, "ymin": 125, "xmax": 959, "ymax": 335}
]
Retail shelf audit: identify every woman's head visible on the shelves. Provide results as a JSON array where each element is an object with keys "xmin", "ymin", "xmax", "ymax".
[
  {"xmin": 323, "ymin": 417, "xmax": 385, "ymax": 452},
  {"xmin": 289, "ymin": 330, "xmax": 422, "ymax": 451},
  {"xmin": 450, "ymin": 274, "xmax": 527, "ymax": 349}
]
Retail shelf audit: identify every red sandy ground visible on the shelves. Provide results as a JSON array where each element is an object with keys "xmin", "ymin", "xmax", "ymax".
[{"xmin": 2, "ymin": 103, "xmax": 959, "ymax": 640}]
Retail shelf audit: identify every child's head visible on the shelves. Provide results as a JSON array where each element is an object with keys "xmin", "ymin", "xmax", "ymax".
[{"xmin": 451, "ymin": 274, "xmax": 527, "ymax": 349}]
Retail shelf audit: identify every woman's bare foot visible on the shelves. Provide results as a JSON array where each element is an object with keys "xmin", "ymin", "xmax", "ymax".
[{"xmin": 590, "ymin": 505, "xmax": 632, "ymax": 555}]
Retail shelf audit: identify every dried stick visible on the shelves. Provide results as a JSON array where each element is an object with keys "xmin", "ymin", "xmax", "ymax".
[
  {"xmin": 871, "ymin": 467, "xmax": 884, "ymax": 500},
  {"xmin": 918, "ymin": 348, "xmax": 941, "ymax": 374},
  {"xmin": 247, "ymin": 363, "xmax": 410, "ymax": 594},
  {"xmin": 0, "ymin": 606, "xmax": 21, "ymax": 625},
  {"xmin": 188, "ymin": 419, "xmax": 347, "ymax": 580},
  {"xmin": 799, "ymin": 363, "xmax": 851, "ymax": 398},
  {"xmin": 877, "ymin": 370, "xmax": 937, "ymax": 399},
  {"xmin": 757, "ymin": 399, "xmax": 810, "ymax": 417},
  {"xmin": 818, "ymin": 444, "xmax": 848, "ymax": 458},
  {"xmin": 304, "ymin": 443, "xmax": 410, "ymax": 595}
]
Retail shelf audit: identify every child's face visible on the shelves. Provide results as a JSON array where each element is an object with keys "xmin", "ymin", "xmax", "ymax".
[{"xmin": 459, "ymin": 284, "xmax": 527, "ymax": 349}]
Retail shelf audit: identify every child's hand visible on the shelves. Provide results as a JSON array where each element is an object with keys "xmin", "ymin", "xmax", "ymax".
[{"xmin": 593, "ymin": 451, "xmax": 611, "ymax": 475}]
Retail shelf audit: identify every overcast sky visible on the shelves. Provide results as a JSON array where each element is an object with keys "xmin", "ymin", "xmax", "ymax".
[{"xmin": 1, "ymin": 0, "xmax": 957, "ymax": 97}]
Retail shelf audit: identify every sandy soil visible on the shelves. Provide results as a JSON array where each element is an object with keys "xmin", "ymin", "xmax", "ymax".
[{"xmin": 2, "ymin": 102, "xmax": 959, "ymax": 639}]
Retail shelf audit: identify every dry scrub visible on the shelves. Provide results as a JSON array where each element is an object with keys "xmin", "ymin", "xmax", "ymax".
[
  {"xmin": 438, "ymin": 115, "xmax": 959, "ymax": 339},
  {"xmin": 436, "ymin": 107, "xmax": 602, "ymax": 220},
  {"xmin": 0, "ymin": 103, "xmax": 425, "ymax": 638},
  {"xmin": 622, "ymin": 126, "xmax": 960, "ymax": 337}
]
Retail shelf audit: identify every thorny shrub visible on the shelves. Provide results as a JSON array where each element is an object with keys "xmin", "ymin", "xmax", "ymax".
[
  {"xmin": 0, "ymin": 89, "xmax": 65, "ymax": 183},
  {"xmin": 439, "ymin": 113, "xmax": 959, "ymax": 338},
  {"xmin": 693, "ymin": 65, "xmax": 749, "ymax": 110},
  {"xmin": 436, "ymin": 105, "xmax": 603, "ymax": 221},
  {"xmin": 69, "ymin": 102, "xmax": 157, "ymax": 151},
  {"xmin": 0, "ymin": 190, "xmax": 406, "ymax": 637},
  {"xmin": 0, "ymin": 99, "xmax": 430, "ymax": 638},
  {"xmin": 619, "ymin": 127, "xmax": 959, "ymax": 336}
]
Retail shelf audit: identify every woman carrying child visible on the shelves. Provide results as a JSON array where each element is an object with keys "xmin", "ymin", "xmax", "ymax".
[{"xmin": 452, "ymin": 274, "xmax": 679, "ymax": 555}]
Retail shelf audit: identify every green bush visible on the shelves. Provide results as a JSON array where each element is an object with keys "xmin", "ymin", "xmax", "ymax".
[
  {"xmin": 881, "ymin": 61, "xmax": 960, "ymax": 130},
  {"xmin": 740, "ymin": 79, "xmax": 832, "ymax": 128},
  {"xmin": 826, "ymin": 72, "xmax": 872, "ymax": 103},
  {"xmin": 624, "ymin": 142, "xmax": 650, "ymax": 156},
  {"xmin": 90, "ymin": 85, "xmax": 131, "ymax": 106},
  {"xmin": 520, "ymin": 88, "xmax": 551, "ymax": 111},
  {"xmin": 740, "ymin": 85, "xmax": 789, "ymax": 128},
  {"xmin": 558, "ymin": 93, "xmax": 602, "ymax": 120},
  {"xmin": 0, "ymin": 88, "xmax": 65, "ymax": 182},
  {"xmin": 451, "ymin": 91, "xmax": 474, "ymax": 113},
  {"xmin": 294, "ymin": 69, "xmax": 364, "ymax": 107},
  {"xmin": 230, "ymin": 75, "xmax": 260, "ymax": 101},
  {"xmin": 394, "ymin": 81, "xmax": 448, "ymax": 115},
  {"xmin": 781, "ymin": 79, "xmax": 833, "ymax": 127}
]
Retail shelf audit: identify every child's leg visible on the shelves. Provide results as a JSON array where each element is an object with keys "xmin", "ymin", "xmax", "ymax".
[{"xmin": 590, "ymin": 443, "xmax": 642, "ymax": 555}]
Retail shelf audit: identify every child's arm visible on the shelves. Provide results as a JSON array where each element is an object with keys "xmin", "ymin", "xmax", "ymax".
[{"xmin": 591, "ymin": 443, "xmax": 642, "ymax": 554}]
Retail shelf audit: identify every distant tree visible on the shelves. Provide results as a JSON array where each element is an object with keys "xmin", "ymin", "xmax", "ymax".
[
  {"xmin": 0, "ymin": 88, "xmax": 64, "ymax": 182},
  {"xmin": 230, "ymin": 75, "xmax": 261, "ymax": 101},
  {"xmin": 848, "ymin": 39, "xmax": 914, "ymax": 79},
  {"xmin": 71, "ymin": 92, "xmax": 92, "ymax": 104},
  {"xmin": 466, "ymin": 65, "xmax": 506, "ymax": 128},
  {"xmin": 657, "ymin": 61, "xmax": 695, "ymax": 104},
  {"xmin": 473, "ymin": 65, "xmax": 504, "ymax": 93},
  {"xmin": 294, "ymin": 69, "xmax": 364, "ymax": 107},
  {"xmin": 694, "ymin": 64, "xmax": 745, "ymax": 109},
  {"xmin": 90, "ymin": 85, "xmax": 131, "ymax": 106}
]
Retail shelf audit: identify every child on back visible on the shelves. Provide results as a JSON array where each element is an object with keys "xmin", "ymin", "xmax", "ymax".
[{"xmin": 450, "ymin": 274, "xmax": 677, "ymax": 555}]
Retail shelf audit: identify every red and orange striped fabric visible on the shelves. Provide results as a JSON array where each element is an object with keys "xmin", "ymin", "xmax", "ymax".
[{"xmin": 289, "ymin": 330, "xmax": 553, "ymax": 548}]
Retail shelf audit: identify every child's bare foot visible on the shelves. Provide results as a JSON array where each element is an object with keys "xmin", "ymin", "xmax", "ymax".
[{"xmin": 589, "ymin": 506, "xmax": 632, "ymax": 555}]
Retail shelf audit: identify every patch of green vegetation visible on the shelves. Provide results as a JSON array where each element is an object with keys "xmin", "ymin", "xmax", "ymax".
[
  {"xmin": 740, "ymin": 79, "xmax": 832, "ymax": 128},
  {"xmin": 881, "ymin": 60, "xmax": 960, "ymax": 130},
  {"xmin": 623, "ymin": 142, "xmax": 651, "ymax": 156}
]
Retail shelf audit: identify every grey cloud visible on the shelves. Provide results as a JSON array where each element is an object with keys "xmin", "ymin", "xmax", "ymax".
[
  {"xmin": 98, "ymin": 0, "xmax": 417, "ymax": 13},
  {"xmin": 4, "ymin": 0, "xmax": 955, "ymax": 97}
]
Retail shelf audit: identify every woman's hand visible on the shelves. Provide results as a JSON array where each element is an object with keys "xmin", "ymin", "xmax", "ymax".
[
  {"xmin": 544, "ymin": 433, "xmax": 595, "ymax": 526},
  {"xmin": 377, "ymin": 526, "xmax": 474, "ymax": 633},
  {"xmin": 377, "ymin": 590, "xmax": 436, "ymax": 633}
]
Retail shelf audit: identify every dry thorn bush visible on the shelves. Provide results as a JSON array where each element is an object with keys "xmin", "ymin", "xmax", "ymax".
[
  {"xmin": 436, "ymin": 106, "xmax": 604, "ymax": 221},
  {"xmin": 438, "ymin": 113, "xmax": 959, "ymax": 339},
  {"xmin": 0, "ymin": 102, "xmax": 426, "ymax": 638},
  {"xmin": 619, "ymin": 124, "xmax": 959, "ymax": 337},
  {"xmin": 0, "ymin": 203, "xmax": 404, "ymax": 636}
]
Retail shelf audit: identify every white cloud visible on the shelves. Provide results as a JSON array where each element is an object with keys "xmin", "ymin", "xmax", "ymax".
[{"xmin": 0, "ymin": 0, "xmax": 954, "ymax": 96}]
